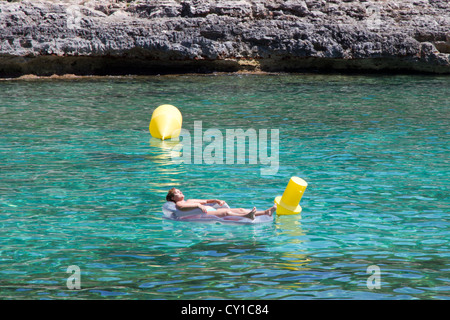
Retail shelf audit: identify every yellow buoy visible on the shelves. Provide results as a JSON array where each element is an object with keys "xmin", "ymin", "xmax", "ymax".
[
  {"xmin": 274, "ymin": 177, "xmax": 308, "ymax": 215},
  {"xmin": 149, "ymin": 104, "xmax": 182, "ymax": 140}
]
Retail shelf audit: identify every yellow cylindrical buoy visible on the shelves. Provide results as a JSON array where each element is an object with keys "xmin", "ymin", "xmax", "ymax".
[
  {"xmin": 149, "ymin": 104, "xmax": 182, "ymax": 140},
  {"xmin": 274, "ymin": 177, "xmax": 308, "ymax": 215}
]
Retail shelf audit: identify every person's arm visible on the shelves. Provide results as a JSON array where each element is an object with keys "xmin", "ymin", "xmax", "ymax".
[
  {"xmin": 175, "ymin": 200, "xmax": 207, "ymax": 212},
  {"xmin": 185, "ymin": 199, "xmax": 208, "ymax": 204},
  {"xmin": 187, "ymin": 199, "xmax": 225, "ymax": 205}
]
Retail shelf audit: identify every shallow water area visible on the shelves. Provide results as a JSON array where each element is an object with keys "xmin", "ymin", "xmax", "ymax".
[{"xmin": 0, "ymin": 73, "xmax": 449, "ymax": 299}]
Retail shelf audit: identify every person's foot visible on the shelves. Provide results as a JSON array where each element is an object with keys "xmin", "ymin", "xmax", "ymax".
[
  {"xmin": 245, "ymin": 207, "xmax": 256, "ymax": 220},
  {"xmin": 265, "ymin": 204, "xmax": 277, "ymax": 216}
]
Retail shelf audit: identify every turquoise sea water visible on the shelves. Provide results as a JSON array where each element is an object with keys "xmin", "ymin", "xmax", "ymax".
[{"xmin": 0, "ymin": 74, "xmax": 448, "ymax": 300}]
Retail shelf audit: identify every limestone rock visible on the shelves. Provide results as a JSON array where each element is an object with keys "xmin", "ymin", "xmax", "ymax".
[{"xmin": 0, "ymin": 0, "xmax": 448, "ymax": 76}]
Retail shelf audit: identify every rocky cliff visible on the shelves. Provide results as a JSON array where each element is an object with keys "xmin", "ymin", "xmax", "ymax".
[{"xmin": 0, "ymin": 0, "xmax": 449, "ymax": 77}]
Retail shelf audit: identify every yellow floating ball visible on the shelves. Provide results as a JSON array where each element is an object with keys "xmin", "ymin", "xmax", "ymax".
[{"xmin": 149, "ymin": 104, "xmax": 182, "ymax": 140}]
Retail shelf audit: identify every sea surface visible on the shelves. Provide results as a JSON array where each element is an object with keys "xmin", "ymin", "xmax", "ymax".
[{"xmin": 0, "ymin": 73, "xmax": 448, "ymax": 299}]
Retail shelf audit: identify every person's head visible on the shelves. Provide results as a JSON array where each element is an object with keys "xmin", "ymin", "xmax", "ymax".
[{"xmin": 166, "ymin": 188, "xmax": 184, "ymax": 202}]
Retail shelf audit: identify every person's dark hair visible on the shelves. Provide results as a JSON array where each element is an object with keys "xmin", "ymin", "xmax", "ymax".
[{"xmin": 166, "ymin": 188, "xmax": 177, "ymax": 202}]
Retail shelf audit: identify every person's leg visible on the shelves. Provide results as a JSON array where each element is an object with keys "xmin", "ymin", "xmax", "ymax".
[
  {"xmin": 228, "ymin": 207, "xmax": 256, "ymax": 219},
  {"xmin": 254, "ymin": 204, "xmax": 277, "ymax": 216},
  {"xmin": 208, "ymin": 207, "xmax": 256, "ymax": 219},
  {"xmin": 227, "ymin": 208, "xmax": 252, "ymax": 215},
  {"xmin": 209, "ymin": 204, "xmax": 276, "ymax": 218}
]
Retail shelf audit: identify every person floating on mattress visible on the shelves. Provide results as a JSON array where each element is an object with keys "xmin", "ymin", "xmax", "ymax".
[{"xmin": 166, "ymin": 188, "xmax": 276, "ymax": 220}]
